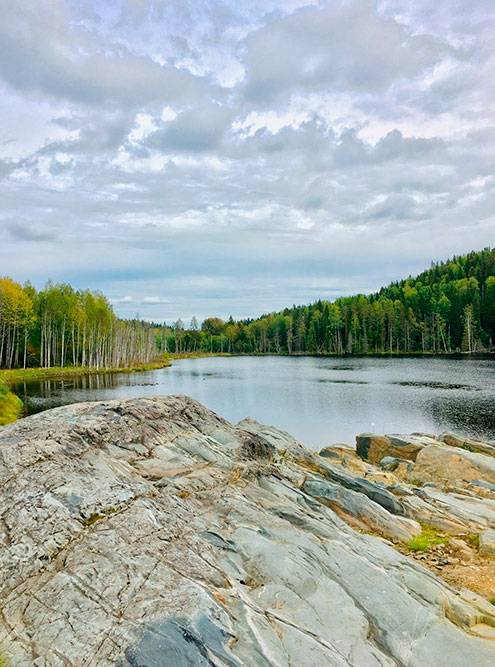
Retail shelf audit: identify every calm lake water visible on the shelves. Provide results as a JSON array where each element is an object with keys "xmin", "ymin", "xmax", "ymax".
[{"xmin": 12, "ymin": 356, "xmax": 495, "ymax": 448}]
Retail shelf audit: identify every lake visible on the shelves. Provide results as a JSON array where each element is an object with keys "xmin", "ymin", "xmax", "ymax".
[{"xmin": 11, "ymin": 355, "xmax": 495, "ymax": 449}]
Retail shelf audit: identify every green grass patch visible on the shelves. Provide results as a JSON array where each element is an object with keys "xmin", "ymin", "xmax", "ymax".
[
  {"xmin": 0, "ymin": 358, "xmax": 171, "ymax": 386},
  {"xmin": 163, "ymin": 351, "xmax": 232, "ymax": 361},
  {"xmin": 0, "ymin": 382, "xmax": 23, "ymax": 426},
  {"xmin": 406, "ymin": 525, "xmax": 449, "ymax": 552}
]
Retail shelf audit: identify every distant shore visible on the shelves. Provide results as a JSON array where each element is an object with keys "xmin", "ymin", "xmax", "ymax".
[
  {"xmin": 167, "ymin": 350, "xmax": 494, "ymax": 361},
  {"xmin": 1, "ymin": 349, "xmax": 493, "ymax": 386}
]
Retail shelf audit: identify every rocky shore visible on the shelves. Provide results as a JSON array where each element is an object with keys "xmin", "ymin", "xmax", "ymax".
[{"xmin": 0, "ymin": 396, "xmax": 494, "ymax": 665}]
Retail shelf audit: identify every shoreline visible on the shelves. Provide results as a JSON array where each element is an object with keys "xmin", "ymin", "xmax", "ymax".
[
  {"xmin": 0, "ymin": 358, "xmax": 171, "ymax": 386},
  {"xmin": 168, "ymin": 350, "xmax": 494, "ymax": 360},
  {"xmin": 1, "ymin": 349, "xmax": 493, "ymax": 385}
]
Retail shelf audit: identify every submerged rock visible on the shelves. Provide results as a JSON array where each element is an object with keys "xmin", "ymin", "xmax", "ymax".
[{"xmin": 0, "ymin": 396, "xmax": 494, "ymax": 666}]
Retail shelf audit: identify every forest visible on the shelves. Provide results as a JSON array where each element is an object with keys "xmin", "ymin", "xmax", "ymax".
[
  {"xmin": 157, "ymin": 247, "xmax": 495, "ymax": 356},
  {"xmin": 0, "ymin": 281, "xmax": 156, "ymax": 369},
  {"xmin": 1, "ymin": 247, "xmax": 495, "ymax": 370}
]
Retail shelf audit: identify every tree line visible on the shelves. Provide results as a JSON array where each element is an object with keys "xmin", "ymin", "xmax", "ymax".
[
  {"xmin": 3, "ymin": 247, "xmax": 494, "ymax": 369},
  {"xmin": 156, "ymin": 247, "xmax": 495, "ymax": 355},
  {"xmin": 0, "ymin": 280, "xmax": 156, "ymax": 369}
]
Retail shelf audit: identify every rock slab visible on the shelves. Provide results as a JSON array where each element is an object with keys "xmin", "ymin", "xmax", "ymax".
[{"xmin": 0, "ymin": 396, "xmax": 494, "ymax": 666}]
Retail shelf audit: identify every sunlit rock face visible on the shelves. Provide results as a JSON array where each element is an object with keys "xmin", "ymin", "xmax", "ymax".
[{"xmin": 1, "ymin": 396, "xmax": 495, "ymax": 666}]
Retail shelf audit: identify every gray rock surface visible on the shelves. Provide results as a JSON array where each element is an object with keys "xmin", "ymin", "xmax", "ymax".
[
  {"xmin": 302, "ymin": 479, "xmax": 421, "ymax": 541},
  {"xmin": 0, "ymin": 396, "xmax": 494, "ymax": 666}
]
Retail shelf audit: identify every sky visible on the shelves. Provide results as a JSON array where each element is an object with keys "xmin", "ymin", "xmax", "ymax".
[{"xmin": 0, "ymin": 0, "xmax": 494, "ymax": 323}]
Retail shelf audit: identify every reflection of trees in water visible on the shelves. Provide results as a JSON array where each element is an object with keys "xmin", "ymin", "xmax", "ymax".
[
  {"xmin": 426, "ymin": 393, "xmax": 495, "ymax": 440},
  {"xmin": 14, "ymin": 373, "xmax": 121, "ymax": 415}
]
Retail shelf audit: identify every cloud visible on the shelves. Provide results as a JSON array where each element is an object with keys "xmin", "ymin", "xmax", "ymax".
[
  {"xmin": 145, "ymin": 103, "xmax": 233, "ymax": 152},
  {"xmin": 0, "ymin": 0, "xmax": 216, "ymax": 108},
  {"xmin": 7, "ymin": 223, "xmax": 55, "ymax": 242},
  {"xmin": 365, "ymin": 194, "xmax": 427, "ymax": 221},
  {"xmin": 0, "ymin": 0, "xmax": 493, "ymax": 319},
  {"xmin": 241, "ymin": 1, "xmax": 449, "ymax": 103},
  {"xmin": 111, "ymin": 295, "xmax": 170, "ymax": 305}
]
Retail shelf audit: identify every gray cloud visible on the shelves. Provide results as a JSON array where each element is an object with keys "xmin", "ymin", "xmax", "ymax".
[
  {"xmin": 242, "ymin": 2, "xmax": 449, "ymax": 103},
  {"xmin": 0, "ymin": 0, "xmax": 493, "ymax": 319},
  {"xmin": 7, "ymin": 223, "xmax": 55, "ymax": 242},
  {"xmin": 146, "ymin": 103, "xmax": 233, "ymax": 152},
  {"xmin": 0, "ymin": 0, "xmax": 217, "ymax": 107}
]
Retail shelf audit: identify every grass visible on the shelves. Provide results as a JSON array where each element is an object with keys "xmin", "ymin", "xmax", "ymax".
[
  {"xmin": 81, "ymin": 513, "xmax": 105, "ymax": 527},
  {"xmin": 0, "ymin": 358, "xmax": 173, "ymax": 426},
  {"xmin": 163, "ymin": 351, "xmax": 232, "ymax": 361},
  {"xmin": 0, "ymin": 357, "xmax": 171, "ymax": 386},
  {"xmin": 0, "ymin": 382, "xmax": 23, "ymax": 426},
  {"xmin": 489, "ymin": 596, "xmax": 495, "ymax": 606},
  {"xmin": 406, "ymin": 525, "xmax": 450, "ymax": 552}
]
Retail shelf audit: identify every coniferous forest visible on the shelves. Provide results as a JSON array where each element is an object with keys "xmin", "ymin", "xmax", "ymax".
[
  {"xmin": 158, "ymin": 247, "xmax": 495, "ymax": 356},
  {"xmin": 1, "ymin": 247, "xmax": 495, "ymax": 369}
]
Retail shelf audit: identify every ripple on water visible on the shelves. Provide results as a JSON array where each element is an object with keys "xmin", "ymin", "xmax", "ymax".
[{"xmin": 395, "ymin": 381, "xmax": 480, "ymax": 391}]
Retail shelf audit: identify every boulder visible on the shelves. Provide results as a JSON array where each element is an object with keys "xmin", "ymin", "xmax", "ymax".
[
  {"xmin": 356, "ymin": 432, "xmax": 436, "ymax": 464},
  {"xmin": 479, "ymin": 529, "xmax": 495, "ymax": 558},
  {"xmin": 0, "ymin": 397, "xmax": 494, "ymax": 666},
  {"xmin": 379, "ymin": 456, "xmax": 400, "ymax": 471},
  {"xmin": 471, "ymin": 479, "xmax": 495, "ymax": 493},
  {"xmin": 289, "ymin": 448, "xmax": 407, "ymax": 516},
  {"xmin": 378, "ymin": 456, "xmax": 414, "ymax": 475},
  {"xmin": 439, "ymin": 432, "xmax": 495, "ymax": 458},
  {"xmin": 356, "ymin": 433, "xmax": 390, "ymax": 463},
  {"xmin": 415, "ymin": 487, "xmax": 495, "ymax": 531},
  {"xmin": 413, "ymin": 444, "xmax": 495, "ymax": 486},
  {"xmin": 318, "ymin": 446, "xmax": 342, "ymax": 460}
]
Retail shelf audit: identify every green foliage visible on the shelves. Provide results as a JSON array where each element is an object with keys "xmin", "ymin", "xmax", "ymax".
[
  {"xmin": 406, "ymin": 526, "xmax": 449, "ymax": 552},
  {"xmin": 3, "ymin": 247, "xmax": 495, "ymax": 365},
  {"xmin": 0, "ymin": 382, "xmax": 23, "ymax": 426},
  {"xmin": 156, "ymin": 247, "xmax": 495, "ymax": 355},
  {"xmin": 0, "ymin": 278, "xmax": 158, "ymax": 370}
]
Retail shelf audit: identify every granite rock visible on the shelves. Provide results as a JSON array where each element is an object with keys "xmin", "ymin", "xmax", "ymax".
[{"xmin": 0, "ymin": 397, "xmax": 494, "ymax": 666}]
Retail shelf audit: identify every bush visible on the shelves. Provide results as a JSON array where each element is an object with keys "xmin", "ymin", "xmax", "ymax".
[{"xmin": 0, "ymin": 383, "xmax": 23, "ymax": 426}]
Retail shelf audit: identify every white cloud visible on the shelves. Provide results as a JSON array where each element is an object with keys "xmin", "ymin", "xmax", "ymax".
[{"xmin": 0, "ymin": 0, "xmax": 494, "ymax": 319}]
